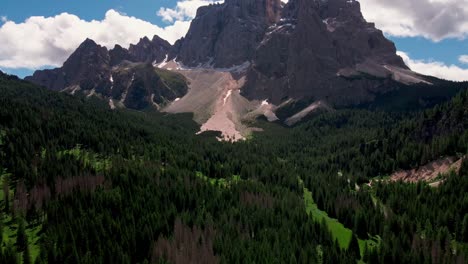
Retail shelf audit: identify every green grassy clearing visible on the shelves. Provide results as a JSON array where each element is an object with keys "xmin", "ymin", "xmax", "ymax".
[
  {"xmin": 195, "ymin": 172, "xmax": 241, "ymax": 188},
  {"xmin": 300, "ymin": 179, "xmax": 380, "ymax": 261},
  {"xmin": 57, "ymin": 145, "xmax": 111, "ymax": 173}
]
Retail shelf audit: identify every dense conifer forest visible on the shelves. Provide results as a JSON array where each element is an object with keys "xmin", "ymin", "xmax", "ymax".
[{"xmin": 0, "ymin": 72, "xmax": 467, "ymax": 263}]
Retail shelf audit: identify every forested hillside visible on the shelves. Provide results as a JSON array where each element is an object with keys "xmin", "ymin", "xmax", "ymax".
[{"xmin": 0, "ymin": 71, "xmax": 467, "ymax": 263}]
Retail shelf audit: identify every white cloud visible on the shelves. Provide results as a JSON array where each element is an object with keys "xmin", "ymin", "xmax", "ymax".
[
  {"xmin": 0, "ymin": 10, "xmax": 191, "ymax": 69},
  {"xmin": 359, "ymin": 0, "xmax": 468, "ymax": 41},
  {"xmin": 158, "ymin": 0, "xmax": 223, "ymax": 23},
  {"xmin": 0, "ymin": 16, "xmax": 7, "ymax": 23},
  {"xmin": 398, "ymin": 51, "xmax": 468, "ymax": 81},
  {"xmin": 459, "ymin": 55, "xmax": 468, "ymax": 64}
]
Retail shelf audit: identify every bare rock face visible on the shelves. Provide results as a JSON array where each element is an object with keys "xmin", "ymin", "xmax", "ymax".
[
  {"xmin": 242, "ymin": 0, "xmax": 413, "ymax": 106},
  {"xmin": 109, "ymin": 44, "xmax": 133, "ymax": 66},
  {"xmin": 128, "ymin": 35, "xmax": 171, "ymax": 64},
  {"xmin": 175, "ymin": 0, "xmax": 282, "ymax": 68}
]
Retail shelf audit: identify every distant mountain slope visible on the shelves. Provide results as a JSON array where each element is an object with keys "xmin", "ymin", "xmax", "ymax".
[{"xmin": 25, "ymin": 39, "xmax": 187, "ymax": 110}]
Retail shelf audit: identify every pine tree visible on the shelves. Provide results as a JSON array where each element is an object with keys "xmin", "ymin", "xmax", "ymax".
[
  {"xmin": 16, "ymin": 218, "xmax": 28, "ymax": 252},
  {"xmin": 348, "ymin": 234, "xmax": 360, "ymax": 260},
  {"xmin": 363, "ymin": 243, "xmax": 370, "ymax": 263},
  {"xmin": 4, "ymin": 242, "xmax": 19, "ymax": 264},
  {"xmin": 0, "ymin": 213, "xmax": 3, "ymax": 246},
  {"xmin": 462, "ymin": 214, "xmax": 468, "ymax": 242},
  {"xmin": 23, "ymin": 245, "xmax": 31, "ymax": 264},
  {"xmin": 3, "ymin": 175, "xmax": 9, "ymax": 213}
]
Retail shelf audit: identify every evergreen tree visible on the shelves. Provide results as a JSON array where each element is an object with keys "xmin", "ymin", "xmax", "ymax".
[
  {"xmin": 462, "ymin": 214, "xmax": 468, "ymax": 242},
  {"xmin": 16, "ymin": 218, "xmax": 28, "ymax": 252},
  {"xmin": 348, "ymin": 234, "xmax": 361, "ymax": 260},
  {"xmin": 3, "ymin": 175, "xmax": 9, "ymax": 213},
  {"xmin": 0, "ymin": 213, "xmax": 3, "ymax": 246},
  {"xmin": 4, "ymin": 242, "xmax": 19, "ymax": 264},
  {"xmin": 363, "ymin": 243, "xmax": 370, "ymax": 263},
  {"xmin": 23, "ymin": 245, "xmax": 31, "ymax": 264}
]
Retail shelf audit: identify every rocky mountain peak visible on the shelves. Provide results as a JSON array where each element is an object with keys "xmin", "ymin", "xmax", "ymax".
[
  {"xmin": 317, "ymin": 0, "xmax": 363, "ymax": 20},
  {"xmin": 109, "ymin": 44, "xmax": 132, "ymax": 66},
  {"xmin": 62, "ymin": 38, "xmax": 109, "ymax": 73},
  {"xmin": 128, "ymin": 35, "xmax": 171, "ymax": 64},
  {"xmin": 82, "ymin": 37, "xmax": 98, "ymax": 45},
  {"xmin": 175, "ymin": 0, "xmax": 282, "ymax": 68},
  {"xmin": 25, "ymin": 38, "xmax": 110, "ymax": 91}
]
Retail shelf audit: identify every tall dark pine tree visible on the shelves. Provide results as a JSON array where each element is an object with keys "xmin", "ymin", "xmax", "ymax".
[
  {"xmin": 23, "ymin": 245, "xmax": 31, "ymax": 264},
  {"xmin": 348, "ymin": 234, "xmax": 361, "ymax": 260},
  {"xmin": 4, "ymin": 242, "xmax": 18, "ymax": 264},
  {"xmin": 3, "ymin": 175, "xmax": 9, "ymax": 213},
  {"xmin": 16, "ymin": 218, "xmax": 28, "ymax": 252}
]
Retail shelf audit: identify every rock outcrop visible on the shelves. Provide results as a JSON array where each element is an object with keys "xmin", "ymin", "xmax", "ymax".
[{"xmin": 128, "ymin": 35, "xmax": 171, "ymax": 64}]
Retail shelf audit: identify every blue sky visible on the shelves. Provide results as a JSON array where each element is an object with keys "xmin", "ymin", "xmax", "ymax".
[
  {"xmin": 389, "ymin": 37, "xmax": 467, "ymax": 66},
  {"xmin": 0, "ymin": 0, "xmax": 170, "ymax": 24},
  {"xmin": 0, "ymin": 0, "xmax": 467, "ymax": 81}
]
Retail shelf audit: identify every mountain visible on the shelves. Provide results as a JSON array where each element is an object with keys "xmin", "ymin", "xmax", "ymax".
[
  {"xmin": 26, "ymin": 39, "xmax": 110, "ymax": 92},
  {"xmin": 27, "ymin": 0, "xmax": 427, "ymax": 105},
  {"xmin": 169, "ymin": 0, "xmax": 432, "ymax": 106},
  {"xmin": 26, "ymin": 38, "xmax": 186, "ymax": 110},
  {"xmin": 25, "ymin": 0, "xmax": 466, "ymax": 139}
]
